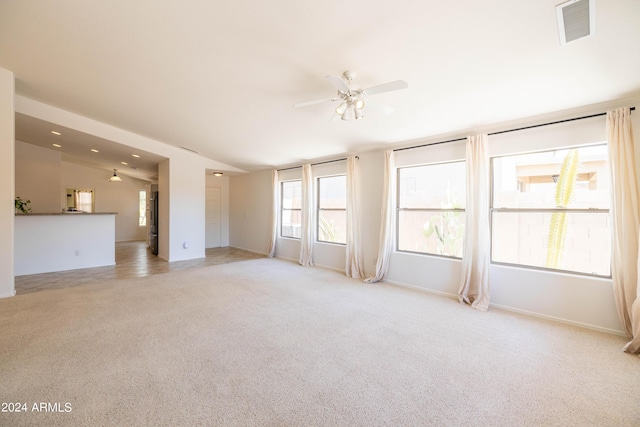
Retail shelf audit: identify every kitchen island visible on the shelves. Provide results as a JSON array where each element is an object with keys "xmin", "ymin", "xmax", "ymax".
[{"xmin": 14, "ymin": 212, "xmax": 117, "ymax": 276}]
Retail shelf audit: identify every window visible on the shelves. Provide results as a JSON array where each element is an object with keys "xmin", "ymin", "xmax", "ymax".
[
  {"xmin": 491, "ymin": 144, "xmax": 610, "ymax": 276},
  {"xmin": 139, "ymin": 190, "xmax": 147, "ymax": 226},
  {"xmin": 397, "ymin": 161, "xmax": 466, "ymax": 257},
  {"xmin": 281, "ymin": 180, "xmax": 302, "ymax": 238},
  {"xmin": 317, "ymin": 175, "xmax": 346, "ymax": 244},
  {"xmin": 76, "ymin": 190, "xmax": 93, "ymax": 213}
]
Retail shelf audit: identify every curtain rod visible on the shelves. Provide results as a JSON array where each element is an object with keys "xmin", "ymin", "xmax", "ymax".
[
  {"xmin": 394, "ymin": 137, "xmax": 466, "ymax": 152},
  {"xmin": 277, "ymin": 156, "xmax": 358, "ymax": 172},
  {"xmin": 489, "ymin": 107, "xmax": 635, "ymax": 136},
  {"xmin": 393, "ymin": 106, "xmax": 636, "ymax": 152}
]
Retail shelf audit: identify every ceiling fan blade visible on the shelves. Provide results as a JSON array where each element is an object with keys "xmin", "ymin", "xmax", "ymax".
[
  {"xmin": 362, "ymin": 80, "xmax": 408, "ymax": 97},
  {"xmin": 293, "ymin": 97, "xmax": 337, "ymax": 108},
  {"xmin": 365, "ymin": 99, "xmax": 395, "ymax": 115},
  {"xmin": 325, "ymin": 75, "xmax": 349, "ymax": 93}
]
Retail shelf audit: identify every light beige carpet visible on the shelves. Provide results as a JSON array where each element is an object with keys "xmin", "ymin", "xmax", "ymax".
[{"xmin": 1, "ymin": 258, "xmax": 638, "ymax": 426}]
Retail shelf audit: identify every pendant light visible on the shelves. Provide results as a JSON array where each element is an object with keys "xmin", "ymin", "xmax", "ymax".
[{"xmin": 109, "ymin": 169, "xmax": 122, "ymax": 182}]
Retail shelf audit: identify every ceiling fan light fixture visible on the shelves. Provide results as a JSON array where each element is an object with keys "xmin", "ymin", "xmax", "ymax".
[
  {"xmin": 109, "ymin": 169, "xmax": 122, "ymax": 182},
  {"xmin": 341, "ymin": 107, "xmax": 352, "ymax": 121},
  {"xmin": 294, "ymin": 70, "xmax": 407, "ymax": 121}
]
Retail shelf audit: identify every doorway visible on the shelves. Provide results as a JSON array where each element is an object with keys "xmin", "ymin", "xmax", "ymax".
[{"xmin": 205, "ymin": 187, "xmax": 222, "ymax": 248}]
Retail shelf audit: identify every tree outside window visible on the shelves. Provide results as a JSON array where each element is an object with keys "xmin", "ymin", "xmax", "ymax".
[
  {"xmin": 317, "ymin": 175, "xmax": 346, "ymax": 244},
  {"xmin": 397, "ymin": 161, "xmax": 466, "ymax": 258},
  {"xmin": 491, "ymin": 144, "xmax": 610, "ymax": 276},
  {"xmin": 281, "ymin": 181, "xmax": 302, "ymax": 238}
]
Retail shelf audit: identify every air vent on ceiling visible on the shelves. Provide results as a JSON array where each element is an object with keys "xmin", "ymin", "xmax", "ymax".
[
  {"xmin": 556, "ymin": 0, "xmax": 594, "ymax": 45},
  {"xmin": 180, "ymin": 145, "xmax": 199, "ymax": 154}
]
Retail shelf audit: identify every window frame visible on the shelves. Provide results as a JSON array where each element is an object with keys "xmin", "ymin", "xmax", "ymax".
[
  {"xmin": 316, "ymin": 174, "xmax": 347, "ymax": 245},
  {"xmin": 280, "ymin": 180, "xmax": 302, "ymax": 239},
  {"xmin": 396, "ymin": 160, "xmax": 466, "ymax": 259},
  {"xmin": 138, "ymin": 190, "xmax": 147, "ymax": 227},
  {"xmin": 489, "ymin": 143, "xmax": 611, "ymax": 278}
]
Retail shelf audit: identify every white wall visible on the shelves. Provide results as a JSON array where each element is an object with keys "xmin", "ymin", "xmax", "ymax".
[
  {"xmin": 205, "ymin": 174, "xmax": 230, "ymax": 247},
  {"xmin": 158, "ymin": 159, "xmax": 170, "ymax": 261},
  {"xmin": 230, "ymin": 100, "xmax": 640, "ymax": 335},
  {"xmin": 0, "ymin": 67, "xmax": 15, "ymax": 298},
  {"xmin": 162, "ymin": 156, "xmax": 207, "ymax": 262},
  {"xmin": 229, "ymin": 169, "xmax": 272, "ymax": 254},
  {"xmin": 15, "ymin": 214, "xmax": 115, "ymax": 275},
  {"xmin": 15, "ymin": 140, "xmax": 61, "ymax": 212},
  {"xmin": 358, "ymin": 150, "xmax": 385, "ymax": 276}
]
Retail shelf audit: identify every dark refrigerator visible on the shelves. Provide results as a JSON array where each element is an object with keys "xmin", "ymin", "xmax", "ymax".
[{"xmin": 149, "ymin": 187, "xmax": 158, "ymax": 255}]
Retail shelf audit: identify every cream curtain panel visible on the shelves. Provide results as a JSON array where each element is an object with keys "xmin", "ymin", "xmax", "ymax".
[
  {"xmin": 607, "ymin": 108, "xmax": 640, "ymax": 353},
  {"xmin": 458, "ymin": 134, "xmax": 491, "ymax": 311},
  {"xmin": 346, "ymin": 156, "xmax": 364, "ymax": 278},
  {"xmin": 299, "ymin": 163, "xmax": 314, "ymax": 266},
  {"xmin": 365, "ymin": 150, "xmax": 396, "ymax": 284},
  {"xmin": 267, "ymin": 169, "xmax": 278, "ymax": 258}
]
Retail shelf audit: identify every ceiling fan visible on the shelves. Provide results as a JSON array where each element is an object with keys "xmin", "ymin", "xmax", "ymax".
[{"xmin": 293, "ymin": 71, "xmax": 408, "ymax": 121}]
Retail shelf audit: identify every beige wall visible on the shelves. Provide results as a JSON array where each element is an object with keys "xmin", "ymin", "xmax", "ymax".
[
  {"xmin": 0, "ymin": 67, "xmax": 15, "ymax": 298},
  {"xmin": 229, "ymin": 169, "xmax": 272, "ymax": 254},
  {"xmin": 15, "ymin": 140, "xmax": 62, "ymax": 213},
  {"xmin": 14, "ymin": 140, "xmax": 150, "ymax": 242}
]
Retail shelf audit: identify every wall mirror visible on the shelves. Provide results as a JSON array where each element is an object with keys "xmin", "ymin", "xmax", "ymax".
[{"xmin": 66, "ymin": 188, "xmax": 95, "ymax": 212}]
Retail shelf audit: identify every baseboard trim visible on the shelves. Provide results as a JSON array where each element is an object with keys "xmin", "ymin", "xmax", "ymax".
[
  {"xmin": 382, "ymin": 279, "xmax": 458, "ymax": 300},
  {"xmin": 312, "ymin": 262, "xmax": 345, "ymax": 274},
  {"xmin": 272, "ymin": 255, "xmax": 347, "ymax": 275},
  {"xmin": 488, "ymin": 302, "xmax": 626, "ymax": 337},
  {"xmin": 0, "ymin": 288, "xmax": 17, "ymax": 299},
  {"xmin": 274, "ymin": 255, "xmax": 297, "ymax": 263},
  {"xmin": 231, "ymin": 246, "xmax": 268, "ymax": 256},
  {"xmin": 382, "ymin": 279, "xmax": 625, "ymax": 337}
]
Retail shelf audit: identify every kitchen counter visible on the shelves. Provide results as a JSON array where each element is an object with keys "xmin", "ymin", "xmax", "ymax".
[
  {"xmin": 14, "ymin": 213, "xmax": 117, "ymax": 276},
  {"xmin": 16, "ymin": 212, "xmax": 118, "ymax": 215}
]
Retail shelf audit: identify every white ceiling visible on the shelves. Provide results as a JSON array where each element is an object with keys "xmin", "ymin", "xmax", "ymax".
[
  {"xmin": 1, "ymin": 0, "xmax": 639, "ymax": 174},
  {"xmin": 15, "ymin": 113, "xmax": 166, "ymax": 181}
]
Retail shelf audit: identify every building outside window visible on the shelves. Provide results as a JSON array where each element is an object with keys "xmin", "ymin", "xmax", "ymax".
[
  {"xmin": 397, "ymin": 161, "xmax": 466, "ymax": 257},
  {"xmin": 491, "ymin": 144, "xmax": 610, "ymax": 276},
  {"xmin": 317, "ymin": 175, "xmax": 346, "ymax": 244},
  {"xmin": 281, "ymin": 180, "xmax": 302, "ymax": 238}
]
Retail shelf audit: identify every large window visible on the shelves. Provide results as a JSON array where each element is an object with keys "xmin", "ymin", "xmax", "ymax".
[
  {"xmin": 397, "ymin": 161, "xmax": 466, "ymax": 257},
  {"xmin": 317, "ymin": 175, "xmax": 346, "ymax": 244},
  {"xmin": 281, "ymin": 180, "xmax": 302, "ymax": 238},
  {"xmin": 491, "ymin": 144, "xmax": 610, "ymax": 276},
  {"xmin": 139, "ymin": 190, "xmax": 147, "ymax": 226}
]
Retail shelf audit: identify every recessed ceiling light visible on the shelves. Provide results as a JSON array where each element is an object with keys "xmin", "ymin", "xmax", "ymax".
[
  {"xmin": 132, "ymin": 154, "xmax": 140, "ymax": 158},
  {"xmin": 50, "ymin": 130, "xmax": 61, "ymax": 136},
  {"xmin": 121, "ymin": 161, "xmax": 128, "ymax": 165},
  {"xmin": 91, "ymin": 149, "xmax": 99, "ymax": 153},
  {"xmin": 52, "ymin": 143, "xmax": 62, "ymax": 148}
]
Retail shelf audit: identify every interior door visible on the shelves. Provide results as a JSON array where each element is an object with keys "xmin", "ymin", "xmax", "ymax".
[{"xmin": 205, "ymin": 187, "xmax": 222, "ymax": 248}]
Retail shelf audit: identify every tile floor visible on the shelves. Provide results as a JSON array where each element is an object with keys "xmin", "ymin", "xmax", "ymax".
[{"xmin": 14, "ymin": 241, "xmax": 265, "ymax": 295}]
